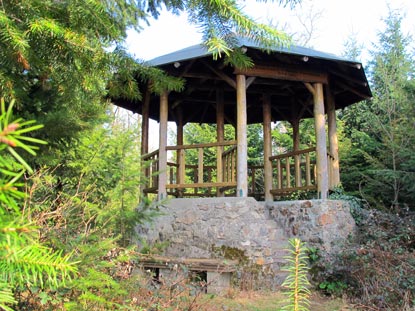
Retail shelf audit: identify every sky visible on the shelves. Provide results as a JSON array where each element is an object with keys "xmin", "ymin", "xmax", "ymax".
[{"xmin": 125, "ymin": 0, "xmax": 415, "ymax": 65}]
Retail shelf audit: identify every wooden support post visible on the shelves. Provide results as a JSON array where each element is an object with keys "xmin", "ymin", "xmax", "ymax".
[
  {"xmin": 141, "ymin": 87, "xmax": 150, "ymax": 155},
  {"xmin": 305, "ymin": 82, "xmax": 329, "ymax": 199},
  {"xmin": 198, "ymin": 148, "xmax": 204, "ymax": 184},
  {"xmin": 326, "ymin": 87, "xmax": 341, "ymax": 187},
  {"xmin": 158, "ymin": 91, "xmax": 168, "ymax": 200},
  {"xmin": 236, "ymin": 74, "xmax": 248, "ymax": 197},
  {"xmin": 305, "ymin": 153, "xmax": 311, "ymax": 186},
  {"xmin": 292, "ymin": 118, "xmax": 302, "ymax": 188},
  {"xmin": 176, "ymin": 109, "xmax": 185, "ymax": 197},
  {"xmin": 216, "ymin": 90, "xmax": 225, "ymax": 197},
  {"xmin": 277, "ymin": 159, "xmax": 282, "ymax": 189},
  {"xmin": 292, "ymin": 118, "xmax": 300, "ymax": 152},
  {"xmin": 285, "ymin": 157, "xmax": 291, "ymax": 188},
  {"xmin": 140, "ymin": 87, "xmax": 150, "ymax": 198},
  {"xmin": 263, "ymin": 95, "xmax": 273, "ymax": 201}
]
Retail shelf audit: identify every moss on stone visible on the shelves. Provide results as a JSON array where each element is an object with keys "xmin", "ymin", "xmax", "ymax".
[{"xmin": 211, "ymin": 245, "xmax": 249, "ymax": 263}]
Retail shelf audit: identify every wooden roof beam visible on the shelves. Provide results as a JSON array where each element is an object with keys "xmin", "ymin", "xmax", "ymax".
[
  {"xmin": 246, "ymin": 77, "xmax": 256, "ymax": 89},
  {"xmin": 271, "ymin": 105, "xmax": 289, "ymax": 121},
  {"xmin": 201, "ymin": 60, "xmax": 237, "ymax": 89},
  {"xmin": 329, "ymin": 69, "xmax": 368, "ymax": 86},
  {"xmin": 178, "ymin": 59, "xmax": 196, "ymax": 78},
  {"xmin": 235, "ymin": 65, "xmax": 328, "ymax": 84},
  {"xmin": 336, "ymin": 81, "xmax": 372, "ymax": 99}
]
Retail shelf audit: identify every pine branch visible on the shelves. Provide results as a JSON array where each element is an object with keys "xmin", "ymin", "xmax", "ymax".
[
  {"xmin": 0, "ymin": 282, "xmax": 16, "ymax": 311},
  {"xmin": 0, "ymin": 237, "xmax": 77, "ymax": 287}
]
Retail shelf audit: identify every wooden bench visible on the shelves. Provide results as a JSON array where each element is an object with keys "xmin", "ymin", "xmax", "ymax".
[{"xmin": 137, "ymin": 255, "xmax": 238, "ymax": 294}]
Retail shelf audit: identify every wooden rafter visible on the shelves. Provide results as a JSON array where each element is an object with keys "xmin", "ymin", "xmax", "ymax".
[
  {"xmin": 178, "ymin": 59, "xmax": 196, "ymax": 78},
  {"xmin": 201, "ymin": 60, "xmax": 237, "ymax": 89},
  {"xmin": 336, "ymin": 80, "xmax": 372, "ymax": 99},
  {"xmin": 330, "ymin": 69, "xmax": 368, "ymax": 86},
  {"xmin": 246, "ymin": 77, "xmax": 256, "ymax": 89}
]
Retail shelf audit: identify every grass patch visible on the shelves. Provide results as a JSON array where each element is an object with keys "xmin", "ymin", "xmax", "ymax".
[{"xmin": 201, "ymin": 290, "xmax": 356, "ymax": 311}]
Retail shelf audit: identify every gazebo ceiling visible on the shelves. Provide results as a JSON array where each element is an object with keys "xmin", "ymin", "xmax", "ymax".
[{"xmin": 114, "ymin": 38, "xmax": 372, "ymax": 125}]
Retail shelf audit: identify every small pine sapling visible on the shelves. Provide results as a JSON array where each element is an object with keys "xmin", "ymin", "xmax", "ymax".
[{"xmin": 280, "ymin": 238, "xmax": 311, "ymax": 311}]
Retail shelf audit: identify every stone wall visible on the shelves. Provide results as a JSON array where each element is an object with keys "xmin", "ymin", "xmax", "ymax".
[
  {"xmin": 266, "ymin": 200, "xmax": 356, "ymax": 258},
  {"xmin": 137, "ymin": 198, "xmax": 355, "ymax": 286}
]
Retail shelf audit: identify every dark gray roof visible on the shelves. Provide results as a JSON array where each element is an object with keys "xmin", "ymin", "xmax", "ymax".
[
  {"xmin": 148, "ymin": 38, "xmax": 357, "ymax": 66},
  {"xmin": 114, "ymin": 37, "xmax": 371, "ymax": 124}
]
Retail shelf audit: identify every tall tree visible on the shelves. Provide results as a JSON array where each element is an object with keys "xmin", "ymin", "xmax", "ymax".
[
  {"xmin": 341, "ymin": 9, "xmax": 415, "ymax": 209},
  {"xmin": 367, "ymin": 9, "xmax": 415, "ymax": 209},
  {"xmin": 337, "ymin": 34, "xmax": 377, "ymax": 196},
  {"xmin": 0, "ymin": 0, "xmax": 299, "ymax": 166}
]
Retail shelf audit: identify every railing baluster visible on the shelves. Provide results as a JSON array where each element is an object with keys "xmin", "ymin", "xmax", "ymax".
[
  {"xmin": 295, "ymin": 154, "xmax": 301, "ymax": 188},
  {"xmin": 285, "ymin": 157, "xmax": 291, "ymax": 188},
  {"xmin": 277, "ymin": 159, "xmax": 282, "ymax": 189},
  {"xmin": 179, "ymin": 149, "xmax": 185, "ymax": 185},
  {"xmin": 194, "ymin": 167, "xmax": 198, "ymax": 195},
  {"xmin": 198, "ymin": 147, "xmax": 204, "ymax": 184},
  {"xmin": 152, "ymin": 156, "xmax": 158, "ymax": 189},
  {"xmin": 251, "ymin": 167, "xmax": 256, "ymax": 195},
  {"xmin": 234, "ymin": 148, "xmax": 237, "ymax": 182},
  {"xmin": 306, "ymin": 153, "xmax": 311, "ymax": 187}
]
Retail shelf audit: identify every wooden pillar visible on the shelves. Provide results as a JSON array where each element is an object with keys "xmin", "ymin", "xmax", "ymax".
[
  {"xmin": 305, "ymin": 82, "xmax": 329, "ymax": 199},
  {"xmin": 263, "ymin": 95, "xmax": 273, "ymax": 201},
  {"xmin": 176, "ymin": 108, "xmax": 185, "ymax": 197},
  {"xmin": 141, "ymin": 87, "xmax": 150, "ymax": 155},
  {"xmin": 236, "ymin": 74, "xmax": 248, "ymax": 197},
  {"xmin": 216, "ymin": 90, "xmax": 225, "ymax": 197},
  {"xmin": 177, "ymin": 109, "xmax": 184, "ymax": 146},
  {"xmin": 326, "ymin": 87, "xmax": 340, "ymax": 187},
  {"xmin": 140, "ymin": 87, "xmax": 150, "ymax": 199},
  {"xmin": 158, "ymin": 91, "xmax": 168, "ymax": 200},
  {"xmin": 291, "ymin": 118, "xmax": 301, "ymax": 188},
  {"xmin": 292, "ymin": 118, "xmax": 300, "ymax": 152}
]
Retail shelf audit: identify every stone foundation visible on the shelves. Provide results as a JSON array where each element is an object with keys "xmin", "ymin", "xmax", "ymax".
[{"xmin": 137, "ymin": 198, "xmax": 355, "ymax": 287}]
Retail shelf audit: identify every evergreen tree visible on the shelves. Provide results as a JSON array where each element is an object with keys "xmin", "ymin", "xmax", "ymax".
[
  {"xmin": 337, "ymin": 34, "xmax": 378, "ymax": 196},
  {"xmin": 365, "ymin": 9, "xmax": 415, "ymax": 209},
  {"xmin": 341, "ymin": 9, "xmax": 415, "ymax": 209}
]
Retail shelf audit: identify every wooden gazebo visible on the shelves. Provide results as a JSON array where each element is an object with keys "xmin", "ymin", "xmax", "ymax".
[{"xmin": 114, "ymin": 38, "xmax": 371, "ymax": 201}]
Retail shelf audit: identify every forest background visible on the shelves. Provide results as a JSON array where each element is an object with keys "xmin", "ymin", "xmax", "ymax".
[{"xmin": 0, "ymin": 0, "xmax": 414, "ymax": 310}]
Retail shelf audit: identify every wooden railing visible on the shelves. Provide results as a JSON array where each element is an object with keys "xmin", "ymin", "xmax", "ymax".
[
  {"xmin": 141, "ymin": 149, "xmax": 160, "ymax": 194},
  {"xmin": 269, "ymin": 147, "xmax": 317, "ymax": 196},
  {"xmin": 166, "ymin": 141, "xmax": 237, "ymax": 196},
  {"xmin": 221, "ymin": 145, "xmax": 237, "ymax": 185},
  {"xmin": 248, "ymin": 165, "xmax": 264, "ymax": 199},
  {"xmin": 142, "ymin": 145, "xmax": 336, "ymax": 198},
  {"xmin": 141, "ymin": 141, "xmax": 237, "ymax": 196}
]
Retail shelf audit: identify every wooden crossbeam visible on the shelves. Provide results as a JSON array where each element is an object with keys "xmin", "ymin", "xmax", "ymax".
[{"xmin": 235, "ymin": 65, "xmax": 328, "ymax": 84}]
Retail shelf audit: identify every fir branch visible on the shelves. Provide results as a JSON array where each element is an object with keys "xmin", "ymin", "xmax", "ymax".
[
  {"xmin": 0, "ymin": 283, "xmax": 16, "ymax": 311},
  {"xmin": 0, "ymin": 238, "xmax": 77, "ymax": 288}
]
